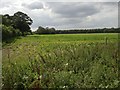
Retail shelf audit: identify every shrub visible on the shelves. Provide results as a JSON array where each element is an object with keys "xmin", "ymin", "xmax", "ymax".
[{"xmin": 1, "ymin": 24, "xmax": 21, "ymax": 41}]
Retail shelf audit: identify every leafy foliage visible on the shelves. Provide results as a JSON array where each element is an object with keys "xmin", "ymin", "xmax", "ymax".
[
  {"xmin": 1, "ymin": 11, "xmax": 33, "ymax": 41},
  {"xmin": 1, "ymin": 24, "xmax": 22, "ymax": 41}
]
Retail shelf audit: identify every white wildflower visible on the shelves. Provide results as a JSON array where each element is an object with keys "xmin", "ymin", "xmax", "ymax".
[
  {"xmin": 63, "ymin": 86, "xmax": 66, "ymax": 88},
  {"xmin": 23, "ymin": 75, "xmax": 28, "ymax": 80},
  {"xmin": 69, "ymin": 71, "xmax": 72, "ymax": 74},
  {"xmin": 65, "ymin": 63, "xmax": 68, "ymax": 66},
  {"xmin": 63, "ymin": 86, "xmax": 68, "ymax": 88},
  {"xmin": 39, "ymin": 75, "xmax": 42, "ymax": 79}
]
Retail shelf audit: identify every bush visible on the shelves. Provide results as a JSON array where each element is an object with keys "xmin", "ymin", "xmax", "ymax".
[
  {"xmin": 35, "ymin": 26, "xmax": 56, "ymax": 34},
  {"xmin": 1, "ymin": 24, "xmax": 22, "ymax": 41}
]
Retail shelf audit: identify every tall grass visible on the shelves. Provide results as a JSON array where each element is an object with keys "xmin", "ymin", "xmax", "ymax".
[{"xmin": 2, "ymin": 34, "xmax": 119, "ymax": 89}]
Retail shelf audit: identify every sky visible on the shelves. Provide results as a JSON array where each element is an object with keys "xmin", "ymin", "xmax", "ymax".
[{"xmin": 0, "ymin": 0, "xmax": 119, "ymax": 31}]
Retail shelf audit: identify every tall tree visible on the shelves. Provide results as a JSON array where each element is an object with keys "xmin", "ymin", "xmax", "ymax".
[{"xmin": 13, "ymin": 11, "xmax": 33, "ymax": 35}]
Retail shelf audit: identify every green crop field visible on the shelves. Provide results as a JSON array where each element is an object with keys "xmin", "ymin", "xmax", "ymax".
[{"xmin": 2, "ymin": 33, "xmax": 119, "ymax": 89}]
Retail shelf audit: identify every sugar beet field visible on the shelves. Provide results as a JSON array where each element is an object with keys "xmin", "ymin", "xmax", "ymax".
[{"xmin": 2, "ymin": 33, "xmax": 119, "ymax": 89}]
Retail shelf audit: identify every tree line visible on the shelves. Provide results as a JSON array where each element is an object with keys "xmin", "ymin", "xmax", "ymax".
[
  {"xmin": 34, "ymin": 26, "xmax": 120, "ymax": 34},
  {"xmin": 1, "ymin": 11, "xmax": 33, "ymax": 41}
]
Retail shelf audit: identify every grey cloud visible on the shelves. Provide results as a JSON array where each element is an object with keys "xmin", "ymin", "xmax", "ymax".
[
  {"xmin": 102, "ymin": 2, "xmax": 118, "ymax": 6},
  {"xmin": 30, "ymin": 2, "xmax": 117, "ymax": 30},
  {"xmin": 40, "ymin": 2, "xmax": 101, "ymax": 29},
  {"xmin": 22, "ymin": 2, "xmax": 44, "ymax": 10},
  {"xmin": 47, "ymin": 2, "xmax": 100, "ymax": 18}
]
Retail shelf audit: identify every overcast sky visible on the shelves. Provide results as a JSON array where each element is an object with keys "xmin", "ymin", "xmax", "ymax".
[{"xmin": 0, "ymin": 0, "xmax": 119, "ymax": 31}]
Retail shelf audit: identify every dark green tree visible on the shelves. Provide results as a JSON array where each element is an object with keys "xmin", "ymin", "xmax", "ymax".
[
  {"xmin": 35, "ymin": 26, "xmax": 56, "ymax": 34},
  {"xmin": 13, "ymin": 11, "xmax": 33, "ymax": 35},
  {"xmin": 36, "ymin": 26, "xmax": 46, "ymax": 34},
  {"xmin": 46, "ymin": 27, "xmax": 55, "ymax": 34},
  {"xmin": 2, "ymin": 14, "xmax": 13, "ymax": 26}
]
